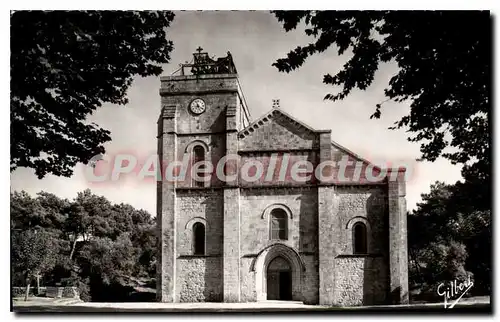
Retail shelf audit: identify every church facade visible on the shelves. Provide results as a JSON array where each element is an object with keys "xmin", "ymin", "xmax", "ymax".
[{"xmin": 156, "ymin": 50, "xmax": 409, "ymax": 306}]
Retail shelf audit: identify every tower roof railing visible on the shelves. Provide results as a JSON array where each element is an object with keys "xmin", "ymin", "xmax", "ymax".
[{"xmin": 172, "ymin": 47, "xmax": 238, "ymax": 76}]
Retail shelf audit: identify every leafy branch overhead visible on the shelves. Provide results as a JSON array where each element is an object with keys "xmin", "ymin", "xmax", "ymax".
[
  {"xmin": 10, "ymin": 11, "xmax": 175, "ymax": 178},
  {"xmin": 272, "ymin": 11, "xmax": 490, "ymax": 181}
]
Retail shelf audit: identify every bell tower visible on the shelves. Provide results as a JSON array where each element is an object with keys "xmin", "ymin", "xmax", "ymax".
[{"xmin": 156, "ymin": 48, "xmax": 251, "ymax": 302}]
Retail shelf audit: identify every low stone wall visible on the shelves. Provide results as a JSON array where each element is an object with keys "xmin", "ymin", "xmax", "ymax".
[
  {"xmin": 12, "ymin": 286, "xmax": 79, "ymax": 299},
  {"xmin": 12, "ymin": 287, "xmax": 38, "ymax": 297}
]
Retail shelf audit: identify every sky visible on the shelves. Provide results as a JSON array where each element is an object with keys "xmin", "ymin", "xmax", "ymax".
[{"xmin": 10, "ymin": 10, "xmax": 464, "ymax": 215}]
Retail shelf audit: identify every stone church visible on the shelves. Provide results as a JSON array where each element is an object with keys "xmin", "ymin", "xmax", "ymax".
[{"xmin": 156, "ymin": 49, "xmax": 409, "ymax": 306}]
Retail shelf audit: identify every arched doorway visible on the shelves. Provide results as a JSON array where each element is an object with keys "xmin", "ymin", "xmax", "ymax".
[
  {"xmin": 252, "ymin": 243, "xmax": 305, "ymax": 302},
  {"xmin": 266, "ymin": 256, "xmax": 292, "ymax": 300}
]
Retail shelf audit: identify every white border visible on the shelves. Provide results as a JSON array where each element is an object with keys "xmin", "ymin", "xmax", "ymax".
[{"xmin": 2, "ymin": 4, "xmax": 498, "ymax": 322}]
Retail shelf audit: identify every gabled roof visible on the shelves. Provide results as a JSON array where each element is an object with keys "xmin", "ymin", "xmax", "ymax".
[
  {"xmin": 238, "ymin": 107, "xmax": 319, "ymax": 140},
  {"xmin": 330, "ymin": 140, "xmax": 377, "ymax": 169},
  {"xmin": 238, "ymin": 107, "xmax": 382, "ymax": 171}
]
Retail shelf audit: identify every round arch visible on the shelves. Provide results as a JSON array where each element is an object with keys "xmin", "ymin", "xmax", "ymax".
[
  {"xmin": 184, "ymin": 217, "xmax": 209, "ymax": 255},
  {"xmin": 345, "ymin": 216, "xmax": 372, "ymax": 254},
  {"xmin": 261, "ymin": 203, "xmax": 293, "ymax": 220},
  {"xmin": 184, "ymin": 140, "xmax": 209, "ymax": 154},
  {"xmin": 251, "ymin": 243, "xmax": 305, "ymax": 301},
  {"xmin": 346, "ymin": 216, "xmax": 371, "ymax": 230},
  {"xmin": 185, "ymin": 217, "xmax": 209, "ymax": 230}
]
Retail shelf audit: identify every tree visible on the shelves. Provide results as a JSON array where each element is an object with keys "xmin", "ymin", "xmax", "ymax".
[
  {"xmin": 11, "ymin": 191, "xmax": 48, "ymax": 230},
  {"xmin": 77, "ymin": 233, "xmax": 137, "ymax": 301},
  {"xmin": 272, "ymin": 11, "xmax": 490, "ymax": 183},
  {"xmin": 10, "ymin": 189, "xmax": 157, "ymax": 301},
  {"xmin": 35, "ymin": 191, "xmax": 70, "ymax": 234},
  {"xmin": 12, "ymin": 229, "xmax": 57, "ymax": 300},
  {"xmin": 65, "ymin": 189, "xmax": 114, "ymax": 259},
  {"xmin": 78, "ymin": 233, "xmax": 135, "ymax": 284},
  {"xmin": 408, "ymin": 181, "xmax": 491, "ymax": 296},
  {"xmin": 10, "ymin": 11, "xmax": 175, "ymax": 178}
]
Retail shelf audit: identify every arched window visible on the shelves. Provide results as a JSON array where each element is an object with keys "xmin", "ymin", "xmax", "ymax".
[
  {"xmin": 353, "ymin": 222, "xmax": 367, "ymax": 254},
  {"xmin": 192, "ymin": 145, "xmax": 205, "ymax": 187},
  {"xmin": 270, "ymin": 209, "xmax": 288, "ymax": 240},
  {"xmin": 193, "ymin": 222, "xmax": 205, "ymax": 255}
]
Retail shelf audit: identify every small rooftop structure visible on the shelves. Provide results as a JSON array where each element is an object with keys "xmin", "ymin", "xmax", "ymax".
[{"xmin": 173, "ymin": 47, "xmax": 238, "ymax": 76}]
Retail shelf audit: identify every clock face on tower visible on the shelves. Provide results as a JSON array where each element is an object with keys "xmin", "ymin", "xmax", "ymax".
[{"xmin": 189, "ymin": 98, "xmax": 206, "ymax": 115}]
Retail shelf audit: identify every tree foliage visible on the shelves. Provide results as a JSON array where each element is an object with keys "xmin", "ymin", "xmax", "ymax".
[
  {"xmin": 10, "ymin": 11, "xmax": 175, "ymax": 178},
  {"xmin": 12, "ymin": 229, "xmax": 58, "ymax": 300},
  {"xmin": 272, "ymin": 11, "xmax": 490, "ymax": 183},
  {"xmin": 408, "ymin": 181, "xmax": 491, "ymax": 297},
  {"xmin": 78, "ymin": 233, "xmax": 136, "ymax": 285},
  {"xmin": 273, "ymin": 14, "xmax": 491, "ymax": 295},
  {"xmin": 10, "ymin": 189, "xmax": 157, "ymax": 301},
  {"xmin": 12, "ymin": 229, "xmax": 57, "ymax": 278}
]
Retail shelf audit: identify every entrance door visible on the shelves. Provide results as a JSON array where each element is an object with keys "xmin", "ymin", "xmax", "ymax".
[
  {"xmin": 279, "ymin": 271, "xmax": 292, "ymax": 300},
  {"xmin": 266, "ymin": 256, "xmax": 292, "ymax": 301},
  {"xmin": 267, "ymin": 271, "xmax": 280, "ymax": 300}
]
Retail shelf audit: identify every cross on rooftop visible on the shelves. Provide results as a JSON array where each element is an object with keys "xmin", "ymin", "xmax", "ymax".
[
  {"xmin": 196, "ymin": 46, "xmax": 204, "ymax": 54},
  {"xmin": 272, "ymin": 99, "xmax": 280, "ymax": 109}
]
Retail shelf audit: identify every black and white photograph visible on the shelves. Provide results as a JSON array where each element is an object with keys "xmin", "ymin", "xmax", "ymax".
[{"xmin": 8, "ymin": 7, "xmax": 493, "ymax": 314}]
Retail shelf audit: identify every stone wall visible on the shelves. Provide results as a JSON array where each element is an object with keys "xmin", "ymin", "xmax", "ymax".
[
  {"xmin": 176, "ymin": 190, "xmax": 223, "ymax": 256},
  {"xmin": 240, "ymin": 257, "xmax": 256, "ymax": 302},
  {"xmin": 330, "ymin": 145, "xmax": 387, "ymax": 184},
  {"xmin": 336, "ymin": 186, "xmax": 388, "ymax": 255},
  {"xmin": 156, "ymin": 105, "xmax": 176, "ymax": 302},
  {"xmin": 12, "ymin": 287, "xmax": 37, "ymax": 297},
  {"xmin": 175, "ymin": 134, "xmax": 226, "ymax": 188},
  {"xmin": 223, "ymin": 187, "xmax": 241, "ymax": 302},
  {"xmin": 388, "ymin": 172, "xmax": 410, "ymax": 304},
  {"xmin": 176, "ymin": 257, "xmax": 223, "ymax": 302},
  {"xmin": 238, "ymin": 152, "xmax": 319, "ymax": 187},
  {"xmin": 160, "ymin": 75, "xmax": 244, "ymax": 135},
  {"xmin": 301, "ymin": 254, "xmax": 319, "ymax": 304},
  {"xmin": 161, "ymin": 74, "xmax": 239, "ymax": 95},
  {"xmin": 239, "ymin": 187, "xmax": 318, "ymax": 254},
  {"xmin": 332, "ymin": 186, "xmax": 389, "ymax": 306},
  {"xmin": 12, "ymin": 286, "xmax": 79, "ymax": 299},
  {"xmin": 238, "ymin": 111, "xmax": 319, "ymax": 151},
  {"xmin": 317, "ymin": 185, "xmax": 337, "ymax": 305},
  {"xmin": 239, "ymin": 187, "xmax": 319, "ymax": 304},
  {"xmin": 333, "ymin": 256, "xmax": 387, "ymax": 306}
]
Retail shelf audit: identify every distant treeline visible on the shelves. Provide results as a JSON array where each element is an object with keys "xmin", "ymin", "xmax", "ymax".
[{"xmin": 11, "ymin": 189, "xmax": 156, "ymax": 302}]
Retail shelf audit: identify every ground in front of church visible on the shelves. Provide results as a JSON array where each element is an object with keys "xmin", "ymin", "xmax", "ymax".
[{"xmin": 12, "ymin": 296, "xmax": 491, "ymax": 313}]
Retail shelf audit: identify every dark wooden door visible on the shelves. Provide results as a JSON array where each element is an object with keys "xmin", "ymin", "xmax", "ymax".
[
  {"xmin": 267, "ymin": 256, "xmax": 293, "ymax": 301},
  {"xmin": 267, "ymin": 271, "xmax": 279, "ymax": 300}
]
